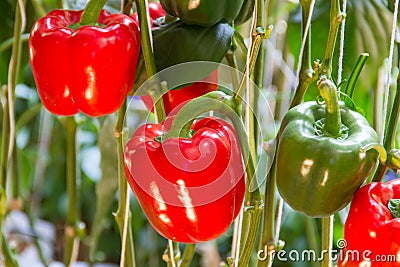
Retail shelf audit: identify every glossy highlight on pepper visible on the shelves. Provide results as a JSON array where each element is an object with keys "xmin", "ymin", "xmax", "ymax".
[{"xmin": 29, "ymin": 9, "xmax": 140, "ymax": 117}]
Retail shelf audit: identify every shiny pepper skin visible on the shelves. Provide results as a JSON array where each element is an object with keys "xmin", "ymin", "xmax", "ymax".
[
  {"xmin": 338, "ymin": 180, "xmax": 400, "ymax": 267},
  {"xmin": 29, "ymin": 9, "xmax": 140, "ymax": 116},
  {"xmin": 276, "ymin": 101, "xmax": 379, "ymax": 217},
  {"xmin": 123, "ymin": 116, "xmax": 245, "ymax": 243}
]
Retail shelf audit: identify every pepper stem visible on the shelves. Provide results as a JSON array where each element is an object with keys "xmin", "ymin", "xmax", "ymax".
[
  {"xmin": 317, "ymin": 77, "xmax": 341, "ymax": 137},
  {"xmin": 79, "ymin": 0, "xmax": 108, "ymax": 25}
]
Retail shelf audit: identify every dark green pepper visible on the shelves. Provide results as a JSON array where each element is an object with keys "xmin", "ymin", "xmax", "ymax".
[
  {"xmin": 160, "ymin": 0, "xmax": 252, "ymax": 27},
  {"xmin": 276, "ymin": 78, "xmax": 380, "ymax": 217}
]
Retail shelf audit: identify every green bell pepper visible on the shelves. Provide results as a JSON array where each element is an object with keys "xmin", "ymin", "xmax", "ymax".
[
  {"xmin": 276, "ymin": 78, "xmax": 380, "ymax": 217},
  {"xmin": 159, "ymin": 0, "xmax": 253, "ymax": 26}
]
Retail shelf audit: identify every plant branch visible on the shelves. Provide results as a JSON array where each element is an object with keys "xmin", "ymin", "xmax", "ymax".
[
  {"xmin": 79, "ymin": 0, "xmax": 108, "ymax": 25},
  {"xmin": 114, "ymin": 101, "xmax": 136, "ymax": 267},
  {"xmin": 317, "ymin": 77, "xmax": 341, "ymax": 137},
  {"xmin": 319, "ymin": 0, "xmax": 343, "ymax": 78},
  {"xmin": 372, "ymin": 57, "xmax": 400, "ymax": 182},
  {"xmin": 290, "ymin": 0, "xmax": 317, "ymax": 109},
  {"xmin": 321, "ymin": 216, "xmax": 333, "ymax": 267},
  {"xmin": 178, "ymin": 244, "xmax": 195, "ymax": 267},
  {"xmin": 135, "ymin": 0, "xmax": 166, "ymax": 122},
  {"xmin": 62, "ymin": 116, "xmax": 79, "ymax": 267}
]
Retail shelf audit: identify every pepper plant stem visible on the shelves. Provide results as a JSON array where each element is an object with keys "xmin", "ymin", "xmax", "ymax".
[
  {"xmin": 319, "ymin": 0, "xmax": 343, "ymax": 78},
  {"xmin": 31, "ymin": 0, "xmax": 46, "ymax": 17},
  {"xmin": 290, "ymin": 0, "xmax": 316, "ymax": 109},
  {"xmin": 62, "ymin": 116, "xmax": 79, "ymax": 267},
  {"xmin": 179, "ymin": 244, "xmax": 195, "ymax": 267},
  {"xmin": 257, "ymin": 157, "xmax": 277, "ymax": 267},
  {"xmin": 236, "ymin": 1, "xmax": 266, "ymax": 265},
  {"xmin": 79, "ymin": 0, "xmax": 108, "ymax": 25},
  {"xmin": 0, "ymin": 0, "xmax": 26, "ymax": 260},
  {"xmin": 318, "ymin": 78, "xmax": 341, "ymax": 137},
  {"xmin": 372, "ymin": 59, "xmax": 400, "ymax": 182},
  {"xmin": 135, "ymin": 0, "xmax": 166, "ymax": 122},
  {"xmin": 237, "ymin": 40, "xmax": 266, "ymax": 267},
  {"xmin": 321, "ymin": 216, "xmax": 333, "ymax": 267},
  {"xmin": 114, "ymin": 101, "xmax": 136, "ymax": 267}
]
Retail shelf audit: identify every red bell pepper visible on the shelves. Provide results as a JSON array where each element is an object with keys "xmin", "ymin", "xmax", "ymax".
[
  {"xmin": 29, "ymin": 9, "xmax": 140, "ymax": 116},
  {"xmin": 338, "ymin": 179, "xmax": 400, "ymax": 266},
  {"xmin": 123, "ymin": 116, "xmax": 245, "ymax": 243},
  {"xmin": 141, "ymin": 69, "xmax": 218, "ymax": 115}
]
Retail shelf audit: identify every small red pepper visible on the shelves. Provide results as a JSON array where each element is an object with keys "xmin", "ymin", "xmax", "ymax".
[
  {"xmin": 338, "ymin": 179, "xmax": 400, "ymax": 266},
  {"xmin": 130, "ymin": 2, "xmax": 166, "ymax": 26},
  {"xmin": 123, "ymin": 116, "xmax": 245, "ymax": 243},
  {"xmin": 29, "ymin": 9, "xmax": 140, "ymax": 116},
  {"xmin": 141, "ymin": 69, "xmax": 218, "ymax": 115}
]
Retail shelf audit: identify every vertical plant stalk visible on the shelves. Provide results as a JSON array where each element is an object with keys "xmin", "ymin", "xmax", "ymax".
[
  {"xmin": 289, "ymin": 0, "xmax": 317, "ymax": 109},
  {"xmin": 114, "ymin": 101, "xmax": 136, "ymax": 267},
  {"xmin": 305, "ymin": 217, "xmax": 320, "ymax": 267},
  {"xmin": 234, "ymin": 2, "xmax": 267, "ymax": 266},
  {"xmin": 321, "ymin": 216, "xmax": 333, "ymax": 267},
  {"xmin": 179, "ymin": 244, "xmax": 195, "ymax": 267},
  {"xmin": 372, "ymin": 0, "xmax": 400, "ymax": 182},
  {"xmin": 257, "ymin": 156, "xmax": 276, "ymax": 267},
  {"xmin": 0, "ymin": 0, "xmax": 26, "ymax": 263},
  {"xmin": 258, "ymin": 1, "xmax": 316, "ymax": 266},
  {"xmin": 63, "ymin": 116, "xmax": 79, "ymax": 267},
  {"xmin": 318, "ymin": 0, "xmax": 343, "ymax": 78},
  {"xmin": 78, "ymin": 0, "xmax": 108, "ymax": 25},
  {"xmin": 164, "ymin": 240, "xmax": 180, "ymax": 267},
  {"xmin": 135, "ymin": 0, "xmax": 174, "ymax": 261},
  {"xmin": 31, "ymin": 0, "xmax": 46, "ymax": 17},
  {"xmin": 337, "ymin": 0, "xmax": 347, "ymax": 85},
  {"xmin": 318, "ymin": 78, "xmax": 341, "ymax": 137},
  {"xmin": 135, "ymin": 0, "xmax": 166, "ymax": 122},
  {"xmin": 372, "ymin": 60, "xmax": 400, "ymax": 182}
]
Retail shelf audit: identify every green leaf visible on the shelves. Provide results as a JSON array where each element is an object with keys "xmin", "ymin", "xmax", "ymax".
[
  {"xmin": 153, "ymin": 21, "xmax": 234, "ymax": 71},
  {"xmin": 89, "ymin": 114, "xmax": 119, "ymax": 262},
  {"xmin": 388, "ymin": 199, "xmax": 400, "ymax": 218}
]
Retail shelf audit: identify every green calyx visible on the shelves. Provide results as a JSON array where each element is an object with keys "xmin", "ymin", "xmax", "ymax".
[
  {"xmin": 388, "ymin": 199, "xmax": 400, "ymax": 219},
  {"xmin": 313, "ymin": 118, "xmax": 349, "ymax": 140}
]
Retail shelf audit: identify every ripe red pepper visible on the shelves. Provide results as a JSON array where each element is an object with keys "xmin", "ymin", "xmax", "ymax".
[
  {"xmin": 141, "ymin": 69, "xmax": 218, "ymax": 115},
  {"xmin": 130, "ymin": 2, "xmax": 166, "ymax": 26},
  {"xmin": 123, "ymin": 116, "xmax": 245, "ymax": 243},
  {"xmin": 148, "ymin": 2, "xmax": 167, "ymax": 20},
  {"xmin": 29, "ymin": 9, "xmax": 140, "ymax": 116},
  {"xmin": 338, "ymin": 179, "xmax": 400, "ymax": 266}
]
